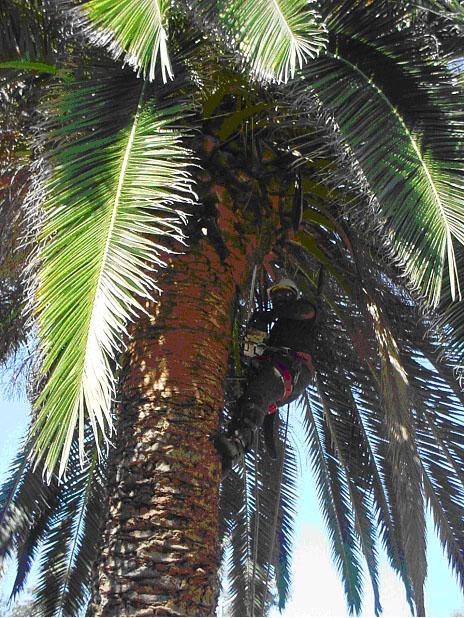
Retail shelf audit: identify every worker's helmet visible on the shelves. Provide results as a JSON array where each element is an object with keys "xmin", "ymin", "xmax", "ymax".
[{"xmin": 268, "ymin": 278, "xmax": 300, "ymax": 302}]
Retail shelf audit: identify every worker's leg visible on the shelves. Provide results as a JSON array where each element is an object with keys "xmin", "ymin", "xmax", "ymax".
[
  {"xmin": 214, "ymin": 357, "xmax": 287, "ymax": 474},
  {"xmin": 261, "ymin": 360, "xmax": 312, "ymax": 459},
  {"xmin": 283, "ymin": 362, "xmax": 312, "ymax": 404}
]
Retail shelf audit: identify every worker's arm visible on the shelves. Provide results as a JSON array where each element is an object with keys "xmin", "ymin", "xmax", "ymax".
[
  {"xmin": 248, "ymin": 309, "xmax": 276, "ymax": 331},
  {"xmin": 273, "ymin": 299, "xmax": 316, "ymax": 321}
]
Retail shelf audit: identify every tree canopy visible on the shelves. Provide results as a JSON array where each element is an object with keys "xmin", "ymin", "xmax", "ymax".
[{"xmin": 1, "ymin": 0, "xmax": 464, "ymax": 615}]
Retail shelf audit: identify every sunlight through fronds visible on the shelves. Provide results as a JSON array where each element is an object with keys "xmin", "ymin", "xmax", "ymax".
[
  {"xmin": 83, "ymin": 0, "xmax": 173, "ymax": 82},
  {"xmin": 200, "ymin": 0, "xmax": 327, "ymax": 83},
  {"xmin": 291, "ymin": 50, "xmax": 464, "ymax": 306}
]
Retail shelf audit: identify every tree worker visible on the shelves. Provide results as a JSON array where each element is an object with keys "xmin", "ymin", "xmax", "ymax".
[{"xmin": 213, "ymin": 278, "xmax": 317, "ymax": 476}]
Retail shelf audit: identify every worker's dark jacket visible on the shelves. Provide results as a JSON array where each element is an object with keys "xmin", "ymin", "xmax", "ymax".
[{"xmin": 248, "ymin": 299, "xmax": 317, "ymax": 355}]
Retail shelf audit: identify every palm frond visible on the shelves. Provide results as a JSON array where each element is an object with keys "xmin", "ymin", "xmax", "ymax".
[
  {"xmin": 302, "ymin": 391, "xmax": 363, "ymax": 615},
  {"xmin": 219, "ymin": 419, "xmax": 298, "ymax": 617},
  {"xmin": 286, "ymin": 12, "xmax": 464, "ymax": 306},
  {"xmin": 0, "ymin": 76, "xmax": 33, "ymax": 367},
  {"xmin": 81, "ymin": 0, "xmax": 172, "ymax": 82},
  {"xmin": 31, "ymin": 65, "xmax": 195, "ymax": 477},
  {"xmin": 9, "ymin": 487, "xmax": 61, "ymax": 601},
  {"xmin": 400, "ymin": 351, "xmax": 464, "ymax": 590},
  {"xmin": 0, "ymin": 0, "xmax": 54, "ymax": 62},
  {"xmin": 33, "ymin": 445, "xmax": 106, "ymax": 616},
  {"xmin": 60, "ymin": 455, "xmax": 106, "ymax": 616},
  {"xmin": 353, "ymin": 378, "xmax": 417, "ymax": 615},
  {"xmin": 315, "ymin": 367, "xmax": 382, "ymax": 616},
  {"xmin": 437, "ymin": 245, "xmax": 464, "ymax": 375},
  {"xmin": 355, "ymin": 296, "xmax": 427, "ymax": 614},
  {"xmin": 0, "ymin": 420, "xmax": 107, "ymax": 614},
  {"xmin": 223, "ymin": 465, "xmax": 252, "ymax": 616},
  {"xmin": 253, "ymin": 426, "xmax": 298, "ymax": 615},
  {"xmin": 0, "ymin": 438, "xmax": 60, "ymax": 589},
  {"xmin": 418, "ymin": 0, "xmax": 464, "ymax": 23},
  {"xmin": 274, "ymin": 441, "xmax": 298, "ymax": 612},
  {"xmin": 313, "ymin": 274, "xmax": 418, "ymax": 613},
  {"xmin": 194, "ymin": 0, "xmax": 327, "ymax": 83}
]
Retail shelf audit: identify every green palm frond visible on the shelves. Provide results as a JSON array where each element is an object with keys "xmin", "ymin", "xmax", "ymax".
[
  {"xmin": 33, "ymin": 445, "xmax": 106, "ymax": 617},
  {"xmin": 195, "ymin": 0, "xmax": 327, "ymax": 83},
  {"xmin": 222, "ymin": 466, "xmax": 252, "ymax": 616},
  {"xmin": 0, "ymin": 79, "xmax": 32, "ymax": 368},
  {"xmin": 303, "ymin": 392, "xmax": 363, "ymax": 615},
  {"xmin": 273, "ymin": 439, "xmax": 298, "ymax": 612},
  {"xmin": 10, "ymin": 490, "xmax": 61, "ymax": 601},
  {"xmin": 346, "ymin": 276, "xmax": 464, "ymax": 609},
  {"xmin": 0, "ymin": 438, "xmax": 66, "ymax": 602},
  {"xmin": 400, "ymin": 352, "xmax": 464, "ymax": 589},
  {"xmin": 252, "ymin": 431, "xmax": 298, "ymax": 615},
  {"xmin": 315, "ymin": 368, "xmax": 383, "ymax": 616},
  {"xmin": 219, "ymin": 425, "xmax": 298, "ymax": 616},
  {"xmin": 278, "ymin": 139, "xmax": 464, "ymax": 612},
  {"xmin": 367, "ymin": 303, "xmax": 427, "ymax": 614},
  {"xmin": 437, "ymin": 245, "xmax": 464, "ymax": 373},
  {"xmin": 0, "ymin": 60, "xmax": 60, "ymax": 74},
  {"xmin": 0, "ymin": 0, "xmax": 53, "ymax": 62},
  {"xmin": 82, "ymin": 0, "xmax": 172, "ymax": 82},
  {"xmin": 0, "ymin": 424, "xmax": 107, "ymax": 615},
  {"xmin": 418, "ymin": 0, "xmax": 464, "ymax": 22},
  {"xmin": 354, "ymin": 380, "xmax": 416, "ymax": 615},
  {"xmin": 286, "ymin": 11, "xmax": 464, "ymax": 306},
  {"xmin": 311, "ymin": 283, "xmax": 418, "ymax": 613},
  {"xmin": 31, "ymin": 65, "xmax": 194, "ymax": 478}
]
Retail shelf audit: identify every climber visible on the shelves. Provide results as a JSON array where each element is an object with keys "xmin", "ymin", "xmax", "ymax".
[{"xmin": 213, "ymin": 278, "xmax": 317, "ymax": 476}]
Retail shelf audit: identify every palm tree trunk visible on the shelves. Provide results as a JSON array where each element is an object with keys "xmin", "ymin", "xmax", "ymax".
[{"xmin": 92, "ymin": 137, "xmax": 288, "ymax": 616}]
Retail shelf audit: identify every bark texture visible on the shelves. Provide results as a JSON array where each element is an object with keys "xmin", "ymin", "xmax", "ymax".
[{"xmin": 92, "ymin": 136, "xmax": 288, "ymax": 616}]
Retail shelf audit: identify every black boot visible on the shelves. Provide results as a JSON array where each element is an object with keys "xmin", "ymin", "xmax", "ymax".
[{"xmin": 212, "ymin": 430, "xmax": 247, "ymax": 478}]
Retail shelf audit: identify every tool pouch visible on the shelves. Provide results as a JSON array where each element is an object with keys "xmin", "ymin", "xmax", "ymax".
[{"xmin": 243, "ymin": 327, "xmax": 268, "ymax": 358}]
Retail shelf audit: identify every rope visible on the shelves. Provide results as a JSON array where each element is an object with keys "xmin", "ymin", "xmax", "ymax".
[
  {"xmin": 250, "ymin": 431, "xmax": 260, "ymax": 616},
  {"xmin": 243, "ymin": 454, "xmax": 253, "ymax": 617},
  {"xmin": 246, "ymin": 265, "xmax": 259, "ymax": 323},
  {"xmin": 262, "ymin": 404, "xmax": 291, "ymax": 613}
]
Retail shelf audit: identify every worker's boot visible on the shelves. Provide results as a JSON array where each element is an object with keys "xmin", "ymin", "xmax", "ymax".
[
  {"xmin": 213, "ymin": 398, "xmax": 264, "ymax": 478},
  {"xmin": 212, "ymin": 430, "xmax": 248, "ymax": 478}
]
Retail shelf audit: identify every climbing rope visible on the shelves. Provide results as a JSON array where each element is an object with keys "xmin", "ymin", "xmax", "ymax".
[
  {"xmin": 249, "ymin": 404, "xmax": 291, "ymax": 616},
  {"xmin": 250, "ymin": 430, "xmax": 260, "ymax": 616},
  {"xmin": 246, "ymin": 265, "xmax": 259, "ymax": 322}
]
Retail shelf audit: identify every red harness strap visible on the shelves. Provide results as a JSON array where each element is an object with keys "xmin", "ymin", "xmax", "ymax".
[
  {"xmin": 267, "ymin": 361, "xmax": 293, "ymax": 414},
  {"xmin": 293, "ymin": 351, "xmax": 315, "ymax": 373},
  {"xmin": 266, "ymin": 352, "xmax": 315, "ymax": 414}
]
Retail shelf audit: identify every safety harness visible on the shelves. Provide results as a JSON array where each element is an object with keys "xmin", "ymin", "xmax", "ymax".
[{"xmin": 263, "ymin": 350, "xmax": 315, "ymax": 414}]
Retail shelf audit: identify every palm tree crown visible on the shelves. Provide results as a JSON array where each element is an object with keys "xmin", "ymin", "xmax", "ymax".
[{"xmin": 1, "ymin": 0, "xmax": 464, "ymax": 615}]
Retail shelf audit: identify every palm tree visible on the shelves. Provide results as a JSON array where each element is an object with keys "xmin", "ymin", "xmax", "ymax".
[{"xmin": 1, "ymin": 0, "xmax": 464, "ymax": 616}]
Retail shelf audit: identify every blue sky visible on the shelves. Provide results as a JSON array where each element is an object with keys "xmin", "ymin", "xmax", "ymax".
[{"xmin": 0, "ymin": 382, "xmax": 463, "ymax": 616}]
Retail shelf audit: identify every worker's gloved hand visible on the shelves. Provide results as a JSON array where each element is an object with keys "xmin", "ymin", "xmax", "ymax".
[{"xmin": 262, "ymin": 413, "xmax": 279, "ymax": 460}]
